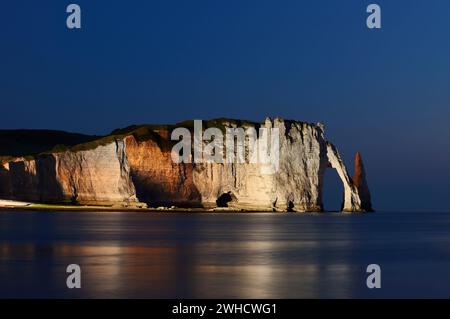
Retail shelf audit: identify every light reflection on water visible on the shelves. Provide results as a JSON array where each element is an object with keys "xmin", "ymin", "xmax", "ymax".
[{"xmin": 1, "ymin": 211, "xmax": 450, "ymax": 298}]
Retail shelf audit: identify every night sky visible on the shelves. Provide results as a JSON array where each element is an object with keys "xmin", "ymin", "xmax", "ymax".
[{"xmin": 1, "ymin": 1, "xmax": 449, "ymax": 212}]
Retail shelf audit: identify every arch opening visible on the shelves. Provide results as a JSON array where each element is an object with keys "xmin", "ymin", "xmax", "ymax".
[{"xmin": 322, "ymin": 167, "xmax": 344, "ymax": 212}]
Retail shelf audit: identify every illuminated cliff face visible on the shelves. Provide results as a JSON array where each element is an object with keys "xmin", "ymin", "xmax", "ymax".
[
  {"xmin": 124, "ymin": 135, "xmax": 202, "ymax": 207},
  {"xmin": 188, "ymin": 118, "xmax": 328, "ymax": 211},
  {"xmin": 0, "ymin": 141, "xmax": 140, "ymax": 207},
  {"xmin": 0, "ymin": 118, "xmax": 372, "ymax": 212}
]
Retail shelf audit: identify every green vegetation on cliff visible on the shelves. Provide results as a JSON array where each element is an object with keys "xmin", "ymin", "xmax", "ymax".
[{"xmin": 1, "ymin": 118, "xmax": 260, "ymax": 159}]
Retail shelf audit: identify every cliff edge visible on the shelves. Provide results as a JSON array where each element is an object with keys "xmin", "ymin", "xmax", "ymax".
[{"xmin": 0, "ymin": 118, "xmax": 373, "ymax": 212}]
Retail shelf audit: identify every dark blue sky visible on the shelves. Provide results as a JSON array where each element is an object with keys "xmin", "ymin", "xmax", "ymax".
[{"xmin": 1, "ymin": 1, "xmax": 450, "ymax": 211}]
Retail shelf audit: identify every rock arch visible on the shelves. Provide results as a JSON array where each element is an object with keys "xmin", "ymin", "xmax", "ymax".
[{"xmin": 325, "ymin": 143, "xmax": 372, "ymax": 212}]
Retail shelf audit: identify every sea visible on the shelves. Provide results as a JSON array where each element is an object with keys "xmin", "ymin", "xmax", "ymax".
[{"xmin": 1, "ymin": 210, "xmax": 450, "ymax": 298}]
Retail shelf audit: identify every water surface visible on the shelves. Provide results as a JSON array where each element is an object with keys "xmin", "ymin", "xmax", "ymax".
[{"xmin": 1, "ymin": 210, "xmax": 450, "ymax": 298}]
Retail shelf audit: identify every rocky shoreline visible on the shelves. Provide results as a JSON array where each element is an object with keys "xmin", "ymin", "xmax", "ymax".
[{"xmin": 0, "ymin": 200, "xmax": 283, "ymax": 213}]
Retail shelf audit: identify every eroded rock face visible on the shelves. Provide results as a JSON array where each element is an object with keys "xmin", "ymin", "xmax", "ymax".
[
  {"xmin": 326, "ymin": 143, "xmax": 362, "ymax": 212},
  {"xmin": 352, "ymin": 152, "xmax": 373, "ymax": 212},
  {"xmin": 124, "ymin": 134, "xmax": 201, "ymax": 207},
  {"xmin": 0, "ymin": 118, "xmax": 372, "ymax": 212},
  {"xmin": 120, "ymin": 118, "xmax": 371, "ymax": 212},
  {"xmin": 7, "ymin": 159, "xmax": 40, "ymax": 201},
  {"xmin": 0, "ymin": 163, "xmax": 12, "ymax": 198},
  {"xmin": 191, "ymin": 119, "xmax": 328, "ymax": 211},
  {"xmin": 53, "ymin": 140, "xmax": 140, "ymax": 206},
  {"xmin": 0, "ymin": 140, "xmax": 141, "ymax": 206}
]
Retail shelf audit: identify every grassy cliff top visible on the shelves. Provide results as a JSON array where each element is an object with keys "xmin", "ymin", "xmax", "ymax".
[
  {"xmin": 73, "ymin": 118, "xmax": 260, "ymax": 152},
  {"xmin": 0, "ymin": 118, "xmax": 317, "ymax": 161},
  {"xmin": 111, "ymin": 118, "xmax": 259, "ymax": 135}
]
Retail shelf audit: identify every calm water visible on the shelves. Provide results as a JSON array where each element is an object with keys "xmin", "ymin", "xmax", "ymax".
[{"xmin": 1, "ymin": 210, "xmax": 450, "ymax": 298}]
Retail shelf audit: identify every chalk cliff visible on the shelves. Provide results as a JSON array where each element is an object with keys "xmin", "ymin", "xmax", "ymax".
[
  {"xmin": 0, "ymin": 140, "xmax": 141, "ymax": 207},
  {"xmin": 352, "ymin": 152, "xmax": 373, "ymax": 212},
  {"xmin": 0, "ymin": 118, "xmax": 373, "ymax": 212},
  {"xmin": 124, "ymin": 133, "xmax": 201, "ymax": 207},
  {"xmin": 191, "ymin": 118, "xmax": 327, "ymax": 211}
]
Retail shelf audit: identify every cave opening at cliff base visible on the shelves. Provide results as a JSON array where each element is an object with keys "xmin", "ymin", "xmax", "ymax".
[{"xmin": 216, "ymin": 192, "xmax": 238, "ymax": 207}]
